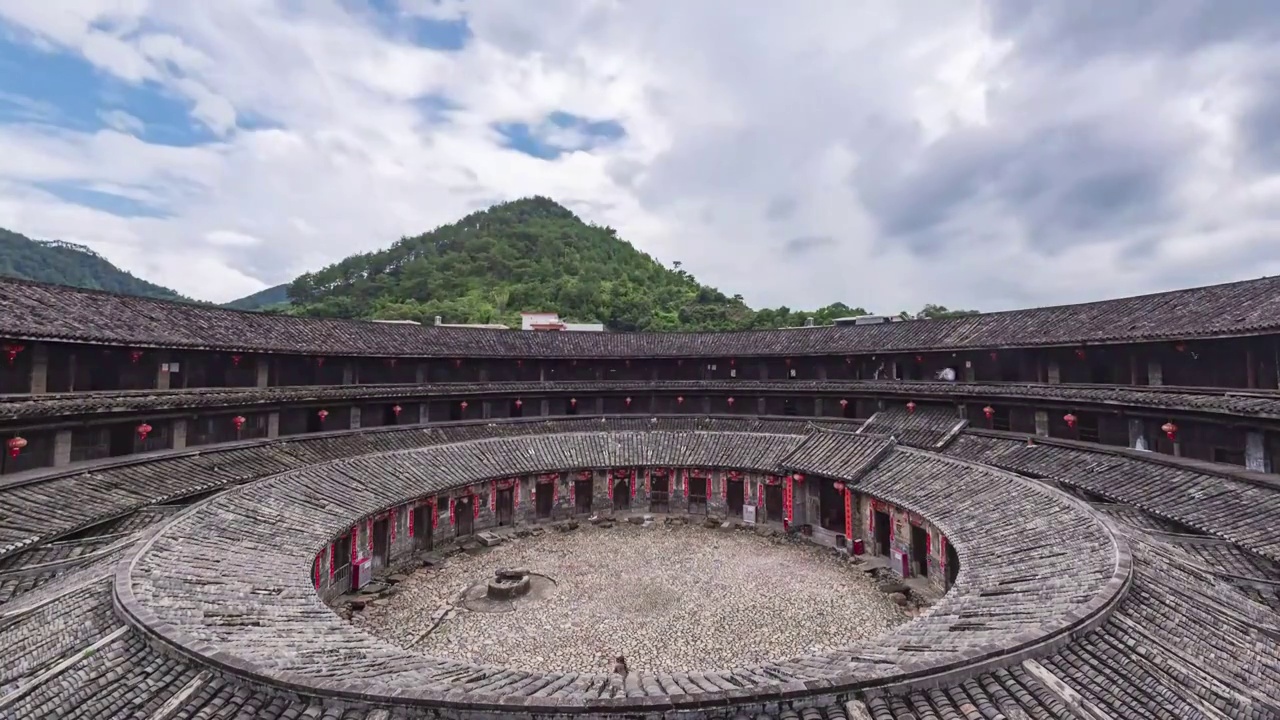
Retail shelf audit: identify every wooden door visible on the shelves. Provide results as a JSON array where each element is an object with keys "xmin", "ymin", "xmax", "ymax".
[{"xmin": 496, "ymin": 487, "xmax": 515, "ymax": 526}]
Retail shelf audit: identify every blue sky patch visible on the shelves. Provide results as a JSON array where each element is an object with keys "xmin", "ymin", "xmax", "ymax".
[
  {"xmin": 362, "ymin": 0, "xmax": 472, "ymax": 51},
  {"xmin": 34, "ymin": 180, "xmax": 170, "ymax": 219},
  {"xmin": 495, "ymin": 112, "xmax": 627, "ymax": 160}
]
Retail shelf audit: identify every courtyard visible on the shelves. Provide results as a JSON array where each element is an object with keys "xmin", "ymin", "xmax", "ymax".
[{"xmin": 354, "ymin": 521, "xmax": 909, "ymax": 674}]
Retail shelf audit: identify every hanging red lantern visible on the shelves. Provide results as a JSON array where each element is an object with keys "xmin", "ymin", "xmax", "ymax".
[
  {"xmin": 230, "ymin": 354, "xmax": 242, "ymax": 367},
  {"xmin": 729, "ymin": 358, "xmax": 736, "ymax": 366},
  {"xmin": 3, "ymin": 343, "xmax": 24, "ymax": 365},
  {"xmin": 832, "ymin": 481, "xmax": 846, "ymax": 492},
  {"xmin": 676, "ymin": 396, "xmax": 684, "ymax": 405},
  {"xmin": 727, "ymin": 396, "xmax": 735, "ymax": 407},
  {"xmin": 387, "ymin": 358, "xmax": 397, "ymax": 367},
  {"xmin": 7, "ymin": 436, "xmax": 27, "ymax": 459},
  {"xmin": 1074, "ymin": 348, "xmax": 1086, "ymax": 360},
  {"xmin": 624, "ymin": 397, "xmax": 632, "ymax": 407},
  {"xmin": 317, "ymin": 409, "xmax": 328, "ymax": 423},
  {"xmin": 570, "ymin": 397, "xmax": 577, "ymax": 407},
  {"xmin": 1064, "ymin": 413, "xmax": 1077, "ymax": 428},
  {"xmin": 1174, "ymin": 342, "xmax": 1187, "ymax": 353},
  {"xmin": 792, "ymin": 473, "xmax": 804, "ymax": 482},
  {"xmin": 136, "ymin": 423, "xmax": 152, "ymax": 441},
  {"xmin": 392, "ymin": 404, "xmax": 402, "ymax": 417},
  {"xmin": 232, "ymin": 415, "xmax": 246, "ymax": 433},
  {"xmin": 906, "ymin": 401, "xmax": 916, "ymax": 414},
  {"xmin": 516, "ymin": 359, "xmax": 523, "ymax": 367},
  {"xmin": 989, "ymin": 351, "xmax": 998, "ymax": 361},
  {"xmin": 514, "ymin": 399, "xmax": 523, "ymax": 409},
  {"xmin": 915, "ymin": 355, "xmax": 923, "ymax": 363},
  {"xmin": 453, "ymin": 359, "xmax": 462, "ymax": 368},
  {"xmin": 1161, "ymin": 421, "xmax": 1177, "ymax": 440},
  {"xmin": 982, "ymin": 405, "xmax": 994, "ymax": 420},
  {"xmin": 839, "ymin": 399, "xmax": 848, "ymax": 409},
  {"xmin": 460, "ymin": 400, "xmax": 468, "ymax": 412},
  {"xmin": 315, "ymin": 356, "xmax": 325, "ymax": 367},
  {"xmin": 130, "ymin": 350, "xmax": 143, "ymax": 364}
]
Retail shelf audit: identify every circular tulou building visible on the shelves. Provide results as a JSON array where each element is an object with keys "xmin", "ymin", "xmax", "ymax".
[{"xmin": 0, "ymin": 275, "xmax": 1279, "ymax": 720}]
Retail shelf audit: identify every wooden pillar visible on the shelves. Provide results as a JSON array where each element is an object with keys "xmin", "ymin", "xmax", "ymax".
[
  {"xmin": 171, "ymin": 418, "xmax": 187, "ymax": 450},
  {"xmin": 963, "ymin": 361, "xmax": 976, "ymax": 383},
  {"xmin": 1046, "ymin": 361, "xmax": 1061, "ymax": 384},
  {"xmin": 1247, "ymin": 347, "xmax": 1258, "ymax": 389},
  {"xmin": 1034, "ymin": 410, "xmax": 1049, "ymax": 437},
  {"xmin": 418, "ymin": 403, "xmax": 429, "ymax": 424},
  {"xmin": 1245, "ymin": 430, "xmax": 1268, "ymax": 472},
  {"xmin": 256, "ymin": 356, "xmax": 270, "ymax": 387},
  {"xmin": 541, "ymin": 398, "xmax": 550, "ymax": 416},
  {"xmin": 596, "ymin": 397, "xmax": 604, "ymax": 415},
  {"xmin": 342, "ymin": 362, "xmax": 355, "ymax": 385},
  {"xmin": 53, "ymin": 429, "xmax": 72, "ymax": 466},
  {"xmin": 1147, "ymin": 359, "xmax": 1163, "ymax": 386},
  {"xmin": 155, "ymin": 351, "xmax": 172, "ymax": 390},
  {"xmin": 415, "ymin": 362, "xmax": 427, "ymax": 384},
  {"xmin": 1128, "ymin": 418, "xmax": 1147, "ymax": 450},
  {"xmin": 1129, "ymin": 353, "xmax": 1140, "ymax": 385},
  {"xmin": 350, "ymin": 406, "xmax": 362, "ymax": 429},
  {"xmin": 267, "ymin": 411, "xmax": 280, "ymax": 438},
  {"xmin": 478, "ymin": 364, "xmax": 489, "ymax": 382},
  {"xmin": 481, "ymin": 401, "xmax": 492, "ymax": 420},
  {"xmin": 28, "ymin": 343, "xmax": 47, "ymax": 394}
]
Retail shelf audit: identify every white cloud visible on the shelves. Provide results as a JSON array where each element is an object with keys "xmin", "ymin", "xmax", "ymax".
[{"xmin": 0, "ymin": 0, "xmax": 1277, "ymax": 311}]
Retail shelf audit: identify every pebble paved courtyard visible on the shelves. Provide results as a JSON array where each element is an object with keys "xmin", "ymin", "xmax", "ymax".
[{"xmin": 354, "ymin": 522, "xmax": 909, "ymax": 674}]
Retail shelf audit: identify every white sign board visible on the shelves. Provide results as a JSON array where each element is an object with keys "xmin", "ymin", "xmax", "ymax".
[{"xmin": 743, "ymin": 504, "xmax": 757, "ymax": 524}]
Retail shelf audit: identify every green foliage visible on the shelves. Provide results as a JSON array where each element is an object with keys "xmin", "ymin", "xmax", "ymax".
[
  {"xmin": 223, "ymin": 283, "xmax": 290, "ymax": 310},
  {"xmin": 0, "ymin": 229, "xmax": 190, "ymax": 301},
  {"xmin": 897, "ymin": 304, "xmax": 980, "ymax": 320}
]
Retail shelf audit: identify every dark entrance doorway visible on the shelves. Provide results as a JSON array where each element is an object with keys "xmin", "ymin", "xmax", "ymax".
[
  {"xmin": 819, "ymin": 481, "xmax": 846, "ymax": 533},
  {"xmin": 565, "ymin": 398, "xmax": 578, "ymax": 415},
  {"xmin": 764, "ymin": 483, "xmax": 784, "ymax": 522},
  {"xmin": 687, "ymin": 475, "xmax": 708, "ymax": 515},
  {"xmin": 383, "ymin": 404, "xmax": 401, "ymax": 425},
  {"xmin": 536, "ymin": 481, "xmax": 554, "ymax": 519},
  {"xmin": 412, "ymin": 504, "xmax": 433, "ymax": 551},
  {"xmin": 782, "ymin": 399, "xmax": 797, "ymax": 416},
  {"xmin": 372, "ymin": 518, "xmax": 390, "ymax": 570},
  {"xmin": 649, "ymin": 471, "xmax": 670, "ymax": 513},
  {"xmin": 874, "ymin": 510, "xmax": 891, "ymax": 557},
  {"xmin": 496, "ymin": 486, "xmax": 515, "ymax": 526},
  {"xmin": 726, "ymin": 477, "xmax": 745, "ymax": 517},
  {"xmin": 108, "ymin": 424, "xmax": 135, "ymax": 457},
  {"xmin": 910, "ymin": 525, "xmax": 929, "ymax": 578},
  {"xmin": 945, "ymin": 540, "xmax": 960, "ymax": 588},
  {"xmin": 574, "ymin": 478, "xmax": 593, "ymax": 515},
  {"xmin": 454, "ymin": 496, "xmax": 474, "ymax": 537},
  {"xmin": 842, "ymin": 400, "xmax": 855, "ymax": 418},
  {"xmin": 613, "ymin": 477, "xmax": 630, "ymax": 511},
  {"xmin": 510, "ymin": 400, "xmax": 524, "ymax": 417}
]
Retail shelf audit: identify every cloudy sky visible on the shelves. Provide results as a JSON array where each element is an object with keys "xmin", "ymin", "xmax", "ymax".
[{"xmin": 2, "ymin": 1, "xmax": 1280, "ymax": 313}]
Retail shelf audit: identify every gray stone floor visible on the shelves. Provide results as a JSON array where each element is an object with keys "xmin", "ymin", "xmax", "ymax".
[{"xmin": 354, "ymin": 522, "xmax": 907, "ymax": 674}]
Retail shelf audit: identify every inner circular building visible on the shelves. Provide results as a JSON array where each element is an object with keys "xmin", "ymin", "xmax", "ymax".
[{"xmin": 0, "ymin": 273, "xmax": 1278, "ymax": 720}]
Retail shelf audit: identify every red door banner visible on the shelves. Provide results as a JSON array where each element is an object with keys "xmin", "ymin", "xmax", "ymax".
[
  {"xmin": 389, "ymin": 508, "xmax": 396, "ymax": 543},
  {"xmin": 843, "ymin": 490, "xmax": 853, "ymax": 542},
  {"xmin": 408, "ymin": 503, "xmax": 415, "ymax": 538}
]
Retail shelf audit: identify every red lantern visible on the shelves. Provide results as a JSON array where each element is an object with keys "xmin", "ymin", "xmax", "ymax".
[
  {"xmin": 387, "ymin": 358, "xmax": 397, "ymax": 367},
  {"xmin": 1162, "ymin": 421, "xmax": 1177, "ymax": 440},
  {"xmin": 514, "ymin": 399, "xmax": 523, "ymax": 409},
  {"xmin": 906, "ymin": 401, "xmax": 916, "ymax": 414},
  {"xmin": 676, "ymin": 396, "xmax": 684, "ymax": 405},
  {"xmin": 793, "ymin": 473, "xmax": 804, "ymax": 482},
  {"xmin": 989, "ymin": 351, "xmax": 998, "ymax": 361},
  {"xmin": 729, "ymin": 358, "xmax": 736, "ymax": 366},
  {"xmin": 1174, "ymin": 343, "xmax": 1187, "ymax": 353},
  {"xmin": 130, "ymin": 350, "xmax": 143, "ymax": 364},
  {"xmin": 1075, "ymin": 348, "xmax": 1086, "ymax": 360},
  {"xmin": 315, "ymin": 356, "xmax": 325, "ymax": 367},
  {"xmin": 317, "ymin": 409, "xmax": 328, "ymax": 423},
  {"xmin": 624, "ymin": 397, "xmax": 632, "ymax": 407},
  {"xmin": 232, "ymin": 415, "xmax": 245, "ymax": 432},
  {"xmin": 982, "ymin": 405, "xmax": 994, "ymax": 420},
  {"xmin": 727, "ymin": 397, "xmax": 735, "ymax": 407},
  {"xmin": 833, "ymin": 481, "xmax": 846, "ymax": 492},
  {"xmin": 460, "ymin": 400, "xmax": 468, "ymax": 412},
  {"xmin": 453, "ymin": 359, "xmax": 462, "ymax": 368},
  {"xmin": 3, "ymin": 343, "xmax": 24, "ymax": 365},
  {"xmin": 230, "ymin": 354, "xmax": 242, "ymax": 367},
  {"xmin": 136, "ymin": 423, "xmax": 152, "ymax": 441},
  {"xmin": 915, "ymin": 355, "xmax": 923, "ymax": 363},
  {"xmin": 392, "ymin": 405, "xmax": 402, "ymax": 417},
  {"xmin": 7, "ymin": 436, "xmax": 27, "ymax": 459},
  {"xmin": 1064, "ymin": 413, "xmax": 1077, "ymax": 428},
  {"xmin": 516, "ymin": 359, "xmax": 523, "ymax": 367},
  {"xmin": 570, "ymin": 398, "xmax": 577, "ymax": 407}
]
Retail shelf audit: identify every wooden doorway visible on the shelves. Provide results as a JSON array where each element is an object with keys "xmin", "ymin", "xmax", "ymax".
[
  {"xmin": 574, "ymin": 478, "xmax": 593, "ymax": 515},
  {"xmin": 945, "ymin": 540, "xmax": 959, "ymax": 588},
  {"xmin": 496, "ymin": 486, "xmax": 515, "ymax": 526},
  {"xmin": 454, "ymin": 496, "xmax": 475, "ymax": 537},
  {"xmin": 535, "ymin": 481, "xmax": 554, "ymax": 519},
  {"xmin": 910, "ymin": 525, "xmax": 929, "ymax": 578},
  {"xmin": 412, "ymin": 504, "xmax": 433, "ymax": 551},
  {"xmin": 874, "ymin": 510, "xmax": 891, "ymax": 557},
  {"xmin": 612, "ymin": 477, "xmax": 630, "ymax": 511},
  {"xmin": 649, "ymin": 471, "xmax": 670, "ymax": 513},
  {"xmin": 372, "ymin": 518, "xmax": 390, "ymax": 570},
  {"xmin": 687, "ymin": 475, "xmax": 708, "ymax": 515},
  {"xmin": 764, "ymin": 483, "xmax": 784, "ymax": 523},
  {"xmin": 726, "ymin": 477, "xmax": 745, "ymax": 517}
]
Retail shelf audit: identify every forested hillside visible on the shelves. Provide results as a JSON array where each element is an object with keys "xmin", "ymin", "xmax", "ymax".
[
  {"xmin": 282, "ymin": 197, "xmax": 975, "ymax": 330},
  {"xmin": 0, "ymin": 229, "xmax": 189, "ymax": 300},
  {"xmin": 222, "ymin": 283, "xmax": 289, "ymax": 311}
]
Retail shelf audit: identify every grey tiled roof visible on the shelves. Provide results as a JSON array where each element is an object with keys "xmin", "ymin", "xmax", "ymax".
[{"xmin": 6, "ymin": 272, "xmax": 1280, "ymax": 356}]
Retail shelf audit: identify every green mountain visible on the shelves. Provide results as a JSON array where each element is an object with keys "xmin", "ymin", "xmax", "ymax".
[
  {"xmin": 0, "ymin": 228, "xmax": 189, "ymax": 301},
  {"xmin": 222, "ymin": 283, "xmax": 289, "ymax": 311}
]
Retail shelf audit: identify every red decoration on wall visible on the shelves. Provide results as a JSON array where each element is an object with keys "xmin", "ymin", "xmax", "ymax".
[
  {"xmin": 839, "ymin": 399, "xmax": 848, "ymax": 409},
  {"xmin": 514, "ymin": 399, "xmax": 523, "ymax": 409},
  {"xmin": 843, "ymin": 485, "xmax": 853, "ymax": 542},
  {"xmin": 570, "ymin": 397, "xmax": 577, "ymax": 407},
  {"xmin": 460, "ymin": 400, "xmax": 468, "ymax": 412},
  {"xmin": 982, "ymin": 406, "xmax": 994, "ymax": 420},
  {"xmin": 473, "ymin": 490, "xmax": 481, "ymax": 518},
  {"xmin": 430, "ymin": 497, "xmax": 438, "ymax": 528},
  {"xmin": 317, "ymin": 409, "xmax": 328, "ymax": 423},
  {"xmin": 316, "ymin": 356, "xmax": 325, "ymax": 367},
  {"xmin": 130, "ymin": 350, "xmax": 143, "ymax": 364},
  {"xmin": 1075, "ymin": 348, "xmax": 1086, "ymax": 360},
  {"xmin": 989, "ymin": 351, "xmax": 998, "ymax": 361},
  {"xmin": 915, "ymin": 355, "xmax": 923, "ymax": 364},
  {"xmin": 232, "ymin": 415, "xmax": 246, "ymax": 434},
  {"xmin": 231, "ymin": 354, "xmax": 243, "ymax": 367},
  {"xmin": 491, "ymin": 481, "xmax": 497, "ymax": 512},
  {"xmin": 408, "ymin": 503, "xmax": 415, "ymax": 538},
  {"xmin": 906, "ymin": 401, "xmax": 916, "ymax": 414},
  {"xmin": 625, "ymin": 396, "xmax": 632, "ymax": 407},
  {"xmin": 1064, "ymin": 413, "xmax": 1077, "ymax": 428},
  {"xmin": 1162, "ymin": 421, "xmax": 1178, "ymax": 440},
  {"xmin": 328, "ymin": 542, "xmax": 335, "ymax": 578},
  {"xmin": 314, "ymin": 554, "xmax": 321, "ymax": 589},
  {"xmin": 366, "ymin": 519, "xmax": 373, "ymax": 553},
  {"xmin": 7, "ymin": 436, "xmax": 27, "ymax": 459},
  {"xmin": 350, "ymin": 526, "xmax": 358, "ymax": 561},
  {"xmin": 676, "ymin": 396, "xmax": 684, "ymax": 405},
  {"xmin": 449, "ymin": 497, "xmax": 457, "ymax": 526},
  {"xmin": 793, "ymin": 473, "xmax": 804, "ymax": 482},
  {"xmin": 1174, "ymin": 342, "xmax": 1187, "ymax": 353},
  {"xmin": 136, "ymin": 423, "xmax": 152, "ymax": 441},
  {"xmin": 730, "ymin": 358, "xmax": 736, "ymax": 366},
  {"xmin": 392, "ymin": 404, "xmax": 402, "ymax": 417},
  {"xmin": 783, "ymin": 475, "xmax": 794, "ymax": 525},
  {"xmin": 516, "ymin": 359, "xmax": 523, "ymax": 367},
  {"xmin": 727, "ymin": 396, "xmax": 735, "ymax": 407},
  {"xmin": 4, "ymin": 343, "xmax": 24, "ymax": 365},
  {"xmin": 389, "ymin": 508, "xmax": 396, "ymax": 543}
]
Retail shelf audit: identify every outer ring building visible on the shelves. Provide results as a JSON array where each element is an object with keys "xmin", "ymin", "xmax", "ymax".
[{"xmin": 0, "ymin": 275, "xmax": 1278, "ymax": 719}]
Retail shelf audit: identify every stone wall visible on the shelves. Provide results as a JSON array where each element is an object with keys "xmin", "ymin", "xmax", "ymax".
[{"xmin": 856, "ymin": 493, "xmax": 949, "ymax": 593}]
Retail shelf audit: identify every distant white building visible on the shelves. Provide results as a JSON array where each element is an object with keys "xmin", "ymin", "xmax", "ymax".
[{"xmin": 520, "ymin": 311, "xmax": 605, "ymax": 332}]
